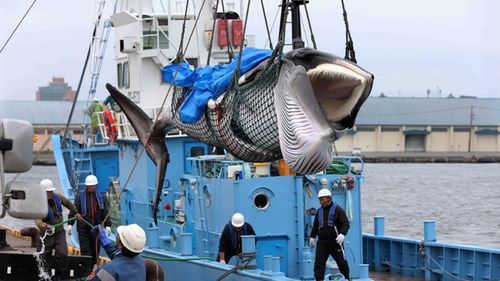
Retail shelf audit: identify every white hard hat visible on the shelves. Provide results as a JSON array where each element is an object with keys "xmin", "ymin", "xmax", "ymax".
[
  {"xmin": 231, "ymin": 213, "xmax": 245, "ymax": 228},
  {"xmin": 117, "ymin": 224, "xmax": 146, "ymax": 253},
  {"xmin": 318, "ymin": 188, "xmax": 332, "ymax": 198},
  {"xmin": 40, "ymin": 179, "xmax": 56, "ymax": 192},
  {"xmin": 85, "ymin": 175, "xmax": 98, "ymax": 186}
]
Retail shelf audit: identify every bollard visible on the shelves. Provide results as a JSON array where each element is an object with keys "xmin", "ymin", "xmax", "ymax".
[
  {"xmin": 374, "ymin": 216, "xmax": 385, "ymax": 237},
  {"xmin": 271, "ymin": 256, "xmax": 281, "ymax": 273},
  {"xmin": 179, "ymin": 233, "xmax": 193, "ymax": 256},
  {"xmin": 301, "ymin": 247, "xmax": 314, "ymax": 279},
  {"xmin": 357, "ymin": 264, "xmax": 373, "ymax": 281},
  {"xmin": 263, "ymin": 255, "xmax": 272, "ymax": 272},
  {"xmin": 424, "ymin": 220, "xmax": 436, "ymax": 242}
]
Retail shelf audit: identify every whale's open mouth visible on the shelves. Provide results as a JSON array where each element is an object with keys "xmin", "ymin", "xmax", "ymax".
[
  {"xmin": 275, "ymin": 50, "xmax": 374, "ymax": 174},
  {"xmin": 308, "ymin": 61, "xmax": 372, "ymax": 126}
]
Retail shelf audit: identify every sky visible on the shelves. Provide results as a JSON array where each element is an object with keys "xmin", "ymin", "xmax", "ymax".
[{"xmin": 1, "ymin": 0, "xmax": 499, "ymax": 101}]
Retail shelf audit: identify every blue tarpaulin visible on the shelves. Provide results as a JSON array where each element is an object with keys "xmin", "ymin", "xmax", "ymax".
[{"xmin": 162, "ymin": 48, "xmax": 273, "ymax": 123}]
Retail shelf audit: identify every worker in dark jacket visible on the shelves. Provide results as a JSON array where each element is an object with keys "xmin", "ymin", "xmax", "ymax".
[
  {"xmin": 218, "ymin": 212, "xmax": 256, "ymax": 264},
  {"xmin": 70, "ymin": 175, "xmax": 111, "ymax": 266},
  {"xmin": 90, "ymin": 224, "xmax": 147, "ymax": 281},
  {"xmin": 310, "ymin": 188, "xmax": 350, "ymax": 281},
  {"xmin": 35, "ymin": 179, "xmax": 83, "ymax": 276}
]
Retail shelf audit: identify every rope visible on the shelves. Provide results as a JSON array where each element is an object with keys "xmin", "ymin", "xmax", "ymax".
[
  {"xmin": 233, "ymin": 0, "xmax": 252, "ymax": 79},
  {"xmin": 215, "ymin": 252, "xmax": 257, "ymax": 281},
  {"xmin": 260, "ymin": 0, "xmax": 274, "ymax": 50},
  {"xmin": 63, "ymin": 0, "xmax": 107, "ymax": 141},
  {"xmin": 0, "ymin": 0, "xmax": 38, "ymax": 54},
  {"xmin": 206, "ymin": 0, "xmax": 220, "ymax": 65},
  {"xmin": 267, "ymin": 0, "xmax": 290, "ymax": 68},
  {"xmin": 50, "ymin": 216, "xmax": 94, "ymax": 229},
  {"xmin": 220, "ymin": 0, "xmax": 234, "ymax": 62},
  {"xmin": 175, "ymin": 0, "xmax": 190, "ymax": 62},
  {"xmin": 101, "ymin": 0, "xmax": 209, "ymax": 227},
  {"xmin": 340, "ymin": 0, "xmax": 357, "ymax": 63},
  {"xmin": 141, "ymin": 254, "xmax": 214, "ymax": 262},
  {"xmin": 301, "ymin": 0, "xmax": 317, "ymax": 49}
]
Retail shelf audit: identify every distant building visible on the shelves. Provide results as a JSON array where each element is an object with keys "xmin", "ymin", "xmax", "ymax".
[
  {"xmin": 0, "ymin": 101, "xmax": 87, "ymax": 151},
  {"xmin": 336, "ymin": 97, "xmax": 500, "ymax": 153},
  {"xmin": 36, "ymin": 77, "xmax": 76, "ymax": 101}
]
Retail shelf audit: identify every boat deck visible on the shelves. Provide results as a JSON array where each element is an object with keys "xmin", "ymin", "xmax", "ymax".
[{"xmin": 1, "ymin": 226, "xmax": 422, "ymax": 281}]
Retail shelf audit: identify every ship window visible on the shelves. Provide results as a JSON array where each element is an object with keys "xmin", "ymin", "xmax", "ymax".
[
  {"xmin": 190, "ymin": 146, "xmax": 205, "ymax": 157},
  {"xmin": 117, "ymin": 63, "xmax": 123, "ymax": 87},
  {"xmin": 123, "ymin": 62, "xmax": 130, "ymax": 88},
  {"xmin": 253, "ymin": 193, "xmax": 269, "ymax": 210}
]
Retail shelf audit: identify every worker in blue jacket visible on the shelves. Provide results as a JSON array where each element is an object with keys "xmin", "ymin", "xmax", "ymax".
[
  {"xmin": 217, "ymin": 212, "xmax": 256, "ymax": 264},
  {"xmin": 310, "ymin": 188, "xmax": 350, "ymax": 281},
  {"xmin": 90, "ymin": 224, "xmax": 146, "ymax": 281}
]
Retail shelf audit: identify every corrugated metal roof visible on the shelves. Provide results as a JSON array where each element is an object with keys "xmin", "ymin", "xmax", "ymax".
[
  {"xmin": 0, "ymin": 101, "xmax": 88, "ymax": 125},
  {"xmin": 356, "ymin": 97, "xmax": 500, "ymax": 126},
  {"xmin": 0, "ymin": 97, "xmax": 499, "ymax": 127}
]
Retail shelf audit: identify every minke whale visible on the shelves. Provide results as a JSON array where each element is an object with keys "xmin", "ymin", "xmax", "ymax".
[{"xmin": 106, "ymin": 48, "xmax": 374, "ymax": 224}]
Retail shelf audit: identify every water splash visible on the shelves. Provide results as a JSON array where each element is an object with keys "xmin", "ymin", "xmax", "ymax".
[{"xmin": 33, "ymin": 230, "xmax": 52, "ymax": 281}]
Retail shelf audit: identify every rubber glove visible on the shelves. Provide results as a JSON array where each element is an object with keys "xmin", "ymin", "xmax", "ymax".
[
  {"xmin": 309, "ymin": 237, "xmax": 315, "ymax": 248},
  {"xmin": 67, "ymin": 225, "xmax": 72, "ymax": 235},
  {"xmin": 98, "ymin": 225, "xmax": 111, "ymax": 246},
  {"xmin": 105, "ymin": 226, "xmax": 112, "ymax": 236},
  {"xmin": 336, "ymin": 234, "xmax": 345, "ymax": 245}
]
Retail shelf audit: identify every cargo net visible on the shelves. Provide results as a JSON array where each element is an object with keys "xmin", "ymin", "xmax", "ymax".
[{"xmin": 171, "ymin": 59, "xmax": 284, "ymax": 162}]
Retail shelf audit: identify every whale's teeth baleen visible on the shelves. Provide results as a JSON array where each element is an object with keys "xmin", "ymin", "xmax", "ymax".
[{"xmin": 106, "ymin": 47, "xmax": 373, "ymax": 224}]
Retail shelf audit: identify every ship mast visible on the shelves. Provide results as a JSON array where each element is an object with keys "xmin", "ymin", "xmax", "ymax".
[{"xmin": 290, "ymin": 0, "xmax": 307, "ymax": 49}]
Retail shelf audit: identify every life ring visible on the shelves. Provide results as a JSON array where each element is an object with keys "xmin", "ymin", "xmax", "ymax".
[{"xmin": 103, "ymin": 109, "xmax": 117, "ymax": 142}]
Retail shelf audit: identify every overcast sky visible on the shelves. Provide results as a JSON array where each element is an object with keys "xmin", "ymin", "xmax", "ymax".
[{"xmin": 1, "ymin": 0, "xmax": 499, "ymax": 101}]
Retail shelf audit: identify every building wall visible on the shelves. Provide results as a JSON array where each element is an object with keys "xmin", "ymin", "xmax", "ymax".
[
  {"xmin": 33, "ymin": 125, "xmax": 84, "ymax": 151},
  {"xmin": 334, "ymin": 125, "xmax": 500, "ymax": 153}
]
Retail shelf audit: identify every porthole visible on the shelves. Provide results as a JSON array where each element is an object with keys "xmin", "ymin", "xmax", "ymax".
[{"xmin": 253, "ymin": 193, "xmax": 270, "ymax": 210}]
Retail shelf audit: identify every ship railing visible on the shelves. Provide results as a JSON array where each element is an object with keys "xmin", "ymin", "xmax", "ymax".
[
  {"xmin": 329, "ymin": 156, "xmax": 365, "ymax": 175},
  {"xmin": 186, "ymin": 157, "xmax": 272, "ymax": 179},
  {"xmin": 140, "ymin": 16, "xmax": 174, "ymax": 51},
  {"xmin": 94, "ymin": 107, "xmax": 187, "ymax": 142}
]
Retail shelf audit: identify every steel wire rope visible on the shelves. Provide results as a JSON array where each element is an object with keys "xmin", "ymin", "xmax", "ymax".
[
  {"xmin": 220, "ymin": 0, "xmax": 235, "ymax": 62},
  {"xmin": 0, "ymin": 0, "xmax": 38, "ymax": 54},
  {"xmin": 260, "ymin": 0, "xmax": 274, "ymax": 50},
  {"xmin": 301, "ymin": 0, "xmax": 317, "ymax": 49},
  {"xmin": 206, "ymin": 0, "xmax": 220, "ymax": 65},
  {"xmin": 100, "ymin": 0, "xmax": 209, "ymax": 228},
  {"xmin": 340, "ymin": 0, "xmax": 356, "ymax": 63},
  {"xmin": 299, "ymin": 8, "xmax": 310, "ymax": 47},
  {"xmin": 264, "ymin": 6, "xmax": 280, "ymax": 49}
]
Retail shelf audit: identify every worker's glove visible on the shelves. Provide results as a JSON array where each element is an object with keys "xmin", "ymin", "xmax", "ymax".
[
  {"xmin": 220, "ymin": 260, "xmax": 226, "ymax": 264},
  {"xmin": 336, "ymin": 234, "xmax": 345, "ymax": 245},
  {"xmin": 66, "ymin": 225, "xmax": 72, "ymax": 235},
  {"xmin": 105, "ymin": 226, "xmax": 112, "ymax": 236},
  {"xmin": 98, "ymin": 225, "xmax": 111, "ymax": 247},
  {"xmin": 309, "ymin": 237, "xmax": 315, "ymax": 248}
]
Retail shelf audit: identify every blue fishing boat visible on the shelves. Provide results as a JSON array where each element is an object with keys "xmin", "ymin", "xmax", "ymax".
[{"xmin": 49, "ymin": 1, "xmax": 500, "ymax": 280}]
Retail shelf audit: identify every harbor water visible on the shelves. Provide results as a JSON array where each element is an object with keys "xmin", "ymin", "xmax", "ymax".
[{"xmin": 3, "ymin": 163, "xmax": 500, "ymax": 249}]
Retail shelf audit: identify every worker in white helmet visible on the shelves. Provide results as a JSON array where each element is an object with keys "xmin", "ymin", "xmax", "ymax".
[
  {"xmin": 34, "ymin": 179, "xmax": 83, "ymax": 277},
  {"xmin": 217, "ymin": 212, "xmax": 256, "ymax": 264},
  {"xmin": 89, "ymin": 224, "xmax": 147, "ymax": 281},
  {"xmin": 69, "ymin": 174, "xmax": 111, "ymax": 266},
  {"xmin": 310, "ymin": 188, "xmax": 350, "ymax": 281}
]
